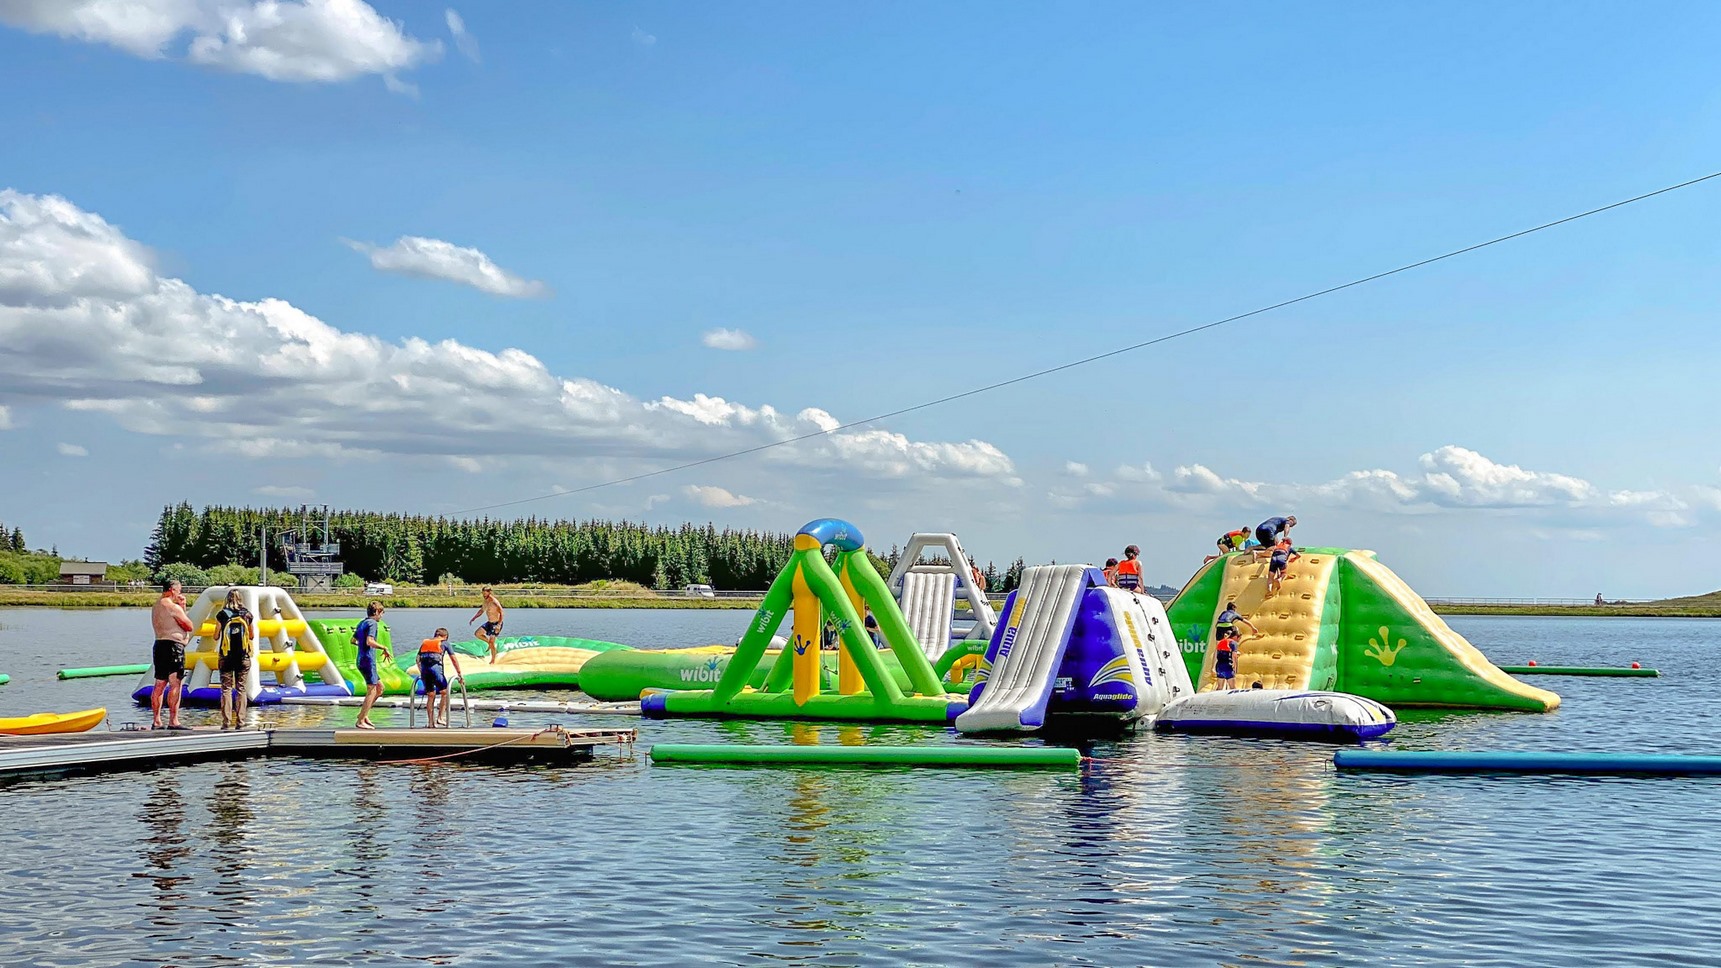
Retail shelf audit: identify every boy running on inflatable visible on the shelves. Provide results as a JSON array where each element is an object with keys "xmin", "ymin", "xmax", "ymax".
[{"xmin": 470, "ymin": 587, "xmax": 506, "ymax": 662}]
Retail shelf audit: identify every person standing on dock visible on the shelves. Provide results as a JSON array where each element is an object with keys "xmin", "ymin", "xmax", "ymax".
[
  {"xmin": 149, "ymin": 579, "xmax": 195, "ymax": 730},
  {"xmin": 353, "ymin": 602, "xmax": 392, "ymax": 730},
  {"xmin": 215, "ymin": 590, "xmax": 254, "ymax": 731},
  {"xmin": 1115, "ymin": 545, "xmax": 1146, "ymax": 595},
  {"xmin": 470, "ymin": 587, "xmax": 506, "ymax": 662},
  {"xmin": 417, "ymin": 628, "xmax": 464, "ymax": 728}
]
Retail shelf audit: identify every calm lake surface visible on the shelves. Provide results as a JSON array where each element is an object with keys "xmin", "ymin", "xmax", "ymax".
[{"xmin": 0, "ymin": 609, "xmax": 1717, "ymax": 966}]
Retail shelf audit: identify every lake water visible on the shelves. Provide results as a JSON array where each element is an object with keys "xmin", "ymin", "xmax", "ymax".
[{"xmin": 0, "ymin": 609, "xmax": 1717, "ymax": 966}]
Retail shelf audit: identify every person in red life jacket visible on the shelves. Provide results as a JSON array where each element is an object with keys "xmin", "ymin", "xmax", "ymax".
[
  {"xmin": 417, "ymin": 628, "xmax": 465, "ymax": 728},
  {"xmin": 1102, "ymin": 558, "xmax": 1120, "ymax": 588},
  {"xmin": 1267, "ymin": 539, "xmax": 1301, "ymax": 597},
  {"xmin": 1115, "ymin": 545, "xmax": 1146, "ymax": 595},
  {"xmin": 1213, "ymin": 629, "xmax": 1240, "ymax": 689}
]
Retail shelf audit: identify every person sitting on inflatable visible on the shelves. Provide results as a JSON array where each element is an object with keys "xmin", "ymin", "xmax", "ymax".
[
  {"xmin": 1115, "ymin": 545, "xmax": 1145, "ymax": 595},
  {"xmin": 1102, "ymin": 557, "xmax": 1120, "ymax": 587}
]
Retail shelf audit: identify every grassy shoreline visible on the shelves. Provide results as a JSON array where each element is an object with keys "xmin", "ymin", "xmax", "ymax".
[{"xmin": 0, "ymin": 588, "xmax": 1716, "ymax": 616}]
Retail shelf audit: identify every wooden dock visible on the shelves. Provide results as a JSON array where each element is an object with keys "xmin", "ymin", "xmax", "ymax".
[{"xmin": 0, "ymin": 726, "xmax": 636, "ymax": 783}]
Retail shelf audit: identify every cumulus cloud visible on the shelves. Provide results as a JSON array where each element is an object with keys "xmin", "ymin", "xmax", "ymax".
[
  {"xmin": 631, "ymin": 25, "xmax": 655, "ymax": 46},
  {"xmin": 684, "ymin": 485, "xmax": 755, "ymax": 509},
  {"xmin": 701, "ymin": 328, "xmax": 756, "ymax": 351},
  {"xmin": 1054, "ymin": 444, "xmax": 1701, "ymax": 528},
  {"xmin": 345, "ymin": 236, "xmax": 548, "ymax": 298},
  {"xmin": 56, "ymin": 442, "xmax": 87, "ymax": 457},
  {"xmin": 445, "ymin": 8, "xmax": 478, "ymax": 62},
  {"xmin": 0, "ymin": 405, "xmax": 10, "ymax": 429},
  {"xmin": 0, "ymin": 0, "xmax": 441, "ymax": 87},
  {"xmin": 0, "ymin": 190, "xmax": 1015, "ymax": 496},
  {"xmin": 1063, "ymin": 461, "xmax": 1088, "ymax": 477}
]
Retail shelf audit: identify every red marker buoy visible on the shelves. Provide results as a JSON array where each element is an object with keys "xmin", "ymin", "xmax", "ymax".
[
  {"xmin": 1631, "ymin": 662, "xmax": 1641, "ymax": 669},
  {"xmin": 1527, "ymin": 660, "xmax": 1537, "ymax": 667}
]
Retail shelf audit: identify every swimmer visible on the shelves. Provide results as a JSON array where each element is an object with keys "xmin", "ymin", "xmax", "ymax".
[
  {"xmin": 417, "ymin": 628, "xmax": 464, "ymax": 728},
  {"xmin": 1115, "ymin": 545, "xmax": 1145, "ymax": 596},
  {"xmin": 1266, "ymin": 539, "xmax": 1301, "ymax": 597},
  {"xmin": 353, "ymin": 602, "xmax": 392, "ymax": 729},
  {"xmin": 469, "ymin": 586, "xmax": 505, "ymax": 662}
]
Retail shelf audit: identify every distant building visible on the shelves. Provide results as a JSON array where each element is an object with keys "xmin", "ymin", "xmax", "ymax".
[{"xmin": 59, "ymin": 561, "xmax": 109, "ymax": 585}]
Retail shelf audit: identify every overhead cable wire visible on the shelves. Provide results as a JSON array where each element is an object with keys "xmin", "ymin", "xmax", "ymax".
[{"xmin": 450, "ymin": 169, "xmax": 1721, "ymax": 515}]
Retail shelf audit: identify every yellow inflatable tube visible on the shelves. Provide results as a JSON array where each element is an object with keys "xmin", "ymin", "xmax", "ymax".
[
  {"xmin": 185, "ymin": 650, "xmax": 328, "ymax": 671},
  {"xmin": 197, "ymin": 619, "xmax": 308, "ymax": 638}
]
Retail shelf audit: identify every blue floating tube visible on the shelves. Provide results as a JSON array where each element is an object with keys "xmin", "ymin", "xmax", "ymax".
[{"xmin": 1334, "ymin": 749, "xmax": 1721, "ymax": 776}]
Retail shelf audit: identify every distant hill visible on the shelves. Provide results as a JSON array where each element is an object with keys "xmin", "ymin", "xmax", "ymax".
[{"xmin": 1651, "ymin": 589, "xmax": 1721, "ymax": 608}]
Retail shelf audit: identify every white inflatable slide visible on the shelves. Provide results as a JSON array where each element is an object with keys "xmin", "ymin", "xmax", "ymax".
[
  {"xmin": 954, "ymin": 564, "xmax": 1087, "ymax": 732},
  {"xmin": 886, "ymin": 532, "xmax": 997, "ymax": 660}
]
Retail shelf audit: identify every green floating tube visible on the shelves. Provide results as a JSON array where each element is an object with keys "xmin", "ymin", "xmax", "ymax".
[
  {"xmin": 1497, "ymin": 665, "xmax": 1659, "ymax": 677},
  {"xmin": 57, "ymin": 663, "xmax": 151, "ymax": 680},
  {"xmin": 1334, "ymin": 749, "xmax": 1721, "ymax": 776},
  {"xmin": 649, "ymin": 744, "xmax": 1081, "ymax": 768}
]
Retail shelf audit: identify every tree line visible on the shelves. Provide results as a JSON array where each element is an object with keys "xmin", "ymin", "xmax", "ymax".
[{"xmin": 145, "ymin": 504, "xmax": 1029, "ymax": 592}]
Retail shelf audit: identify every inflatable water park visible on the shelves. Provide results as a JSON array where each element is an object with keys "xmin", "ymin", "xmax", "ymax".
[{"xmin": 115, "ymin": 517, "xmax": 1567, "ymax": 748}]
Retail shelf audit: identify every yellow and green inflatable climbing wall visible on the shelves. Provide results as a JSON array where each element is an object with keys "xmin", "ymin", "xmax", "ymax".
[{"xmin": 1165, "ymin": 548, "xmax": 1558, "ymax": 711}]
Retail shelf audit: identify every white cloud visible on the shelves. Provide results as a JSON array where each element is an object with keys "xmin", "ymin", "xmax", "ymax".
[
  {"xmin": 345, "ymin": 236, "xmax": 548, "ymax": 298},
  {"xmin": 0, "ymin": 189, "xmax": 1015, "ymax": 497},
  {"xmin": 0, "ymin": 405, "xmax": 10, "ymax": 429},
  {"xmin": 631, "ymin": 25, "xmax": 655, "ymax": 46},
  {"xmin": 56, "ymin": 442, "xmax": 87, "ymax": 457},
  {"xmin": 0, "ymin": 0, "xmax": 441, "ymax": 87},
  {"xmin": 445, "ymin": 8, "xmax": 478, "ymax": 62},
  {"xmin": 254, "ymin": 484, "xmax": 314, "ymax": 499},
  {"xmin": 701, "ymin": 328, "xmax": 756, "ymax": 351},
  {"xmin": 448, "ymin": 456, "xmax": 482, "ymax": 473},
  {"xmin": 684, "ymin": 485, "xmax": 755, "ymax": 509},
  {"xmin": 1063, "ymin": 461, "xmax": 1088, "ymax": 477}
]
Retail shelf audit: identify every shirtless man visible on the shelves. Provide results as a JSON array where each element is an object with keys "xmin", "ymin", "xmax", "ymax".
[
  {"xmin": 149, "ymin": 579, "xmax": 195, "ymax": 730},
  {"xmin": 469, "ymin": 586, "xmax": 505, "ymax": 662}
]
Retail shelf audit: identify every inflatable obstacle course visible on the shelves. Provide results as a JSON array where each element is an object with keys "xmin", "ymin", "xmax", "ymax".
[
  {"xmin": 311, "ymin": 623, "xmax": 631, "ymax": 695},
  {"xmin": 1166, "ymin": 550, "xmax": 1559, "ymax": 711},
  {"xmin": 955, "ymin": 563, "xmax": 1192, "ymax": 733},
  {"xmin": 131, "ymin": 586, "xmax": 353, "ymax": 707},
  {"xmin": 885, "ymin": 532, "xmax": 998, "ymax": 660},
  {"xmin": 642, "ymin": 518, "xmax": 964, "ymax": 723}
]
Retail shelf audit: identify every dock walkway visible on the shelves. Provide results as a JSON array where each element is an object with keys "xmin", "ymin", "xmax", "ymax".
[{"xmin": 0, "ymin": 726, "xmax": 636, "ymax": 783}]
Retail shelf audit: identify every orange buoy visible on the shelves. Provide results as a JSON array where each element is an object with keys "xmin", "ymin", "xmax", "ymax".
[
  {"xmin": 1527, "ymin": 660, "xmax": 1537, "ymax": 667},
  {"xmin": 1631, "ymin": 662, "xmax": 1641, "ymax": 669}
]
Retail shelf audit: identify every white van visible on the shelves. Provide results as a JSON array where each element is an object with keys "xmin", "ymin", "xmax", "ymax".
[
  {"xmin": 683, "ymin": 584, "xmax": 716, "ymax": 599},
  {"xmin": 364, "ymin": 582, "xmax": 394, "ymax": 595}
]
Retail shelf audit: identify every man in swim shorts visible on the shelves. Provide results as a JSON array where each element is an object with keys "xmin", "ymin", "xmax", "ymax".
[
  {"xmin": 1253, "ymin": 515, "xmax": 1297, "ymax": 557},
  {"xmin": 417, "ymin": 628, "xmax": 463, "ymax": 728},
  {"xmin": 149, "ymin": 579, "xmax": 194, "ymax": 730},
  {"xmin": 214, "ymin": 589, "xmax": 254, "ymax": 730},
  {"xmin": 353, "ymin": 602, "xmax": 392, "ymax": 729},
  {"xmin": 1267, "ymin": 540, "xmax": 1301, "ymax": 597},
  {"xmin": 470, "ymin": 586, "xmax": 505, "ymax": 662}
]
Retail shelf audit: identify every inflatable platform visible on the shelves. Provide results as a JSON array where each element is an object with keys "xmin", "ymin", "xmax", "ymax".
[
  {"xmin": 642, "ymin": 518, "xmax": 965, "ymax": 723},
  {"xmin": 309, "ymin": 624, "xmax": 630, "ymax": 695},
  {"xmin": 1154, "ymin": 689, "xmax": 1396, "ymax": 742},
  {"xmin": 955, "ymin": 563, "xmax": 1192, "ymax": 733},
  {"xmin": 1166, "ymin": 549, "xmax": 1559, "ymax": 711}
]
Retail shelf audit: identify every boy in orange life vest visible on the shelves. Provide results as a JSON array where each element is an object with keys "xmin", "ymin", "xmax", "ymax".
[
  {"xmin": 417, "ymin": 628, "xmax": 464, "ymax": 728},
  {"xmin": 1267, "ymin": 539, "xmax": 1301, "ymax": 597},
  {"xmin": 1115, "ymin": 545, "xmax": 1145, "ymax": 595},
  {"xmin": 1213, "ymin": 629, "xmax": 1239, "ymax": 689}
]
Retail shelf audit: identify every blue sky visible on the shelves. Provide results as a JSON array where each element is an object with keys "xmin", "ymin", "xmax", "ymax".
[{"xmin": 1, "ymin": 1, "xmax": 1719, "ymax": 597}]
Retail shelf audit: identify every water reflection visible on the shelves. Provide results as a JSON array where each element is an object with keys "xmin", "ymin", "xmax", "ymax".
[{"xmin": 136, "ymin": 770, "xmax": 193, "ymax": 928}]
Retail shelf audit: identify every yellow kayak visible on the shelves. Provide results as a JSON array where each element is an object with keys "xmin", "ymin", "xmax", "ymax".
[{"xmin": 0, "ymin": 707, "xmax": 107, "ymax": 735}]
